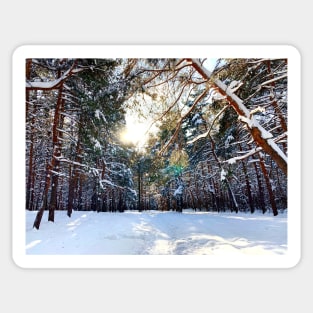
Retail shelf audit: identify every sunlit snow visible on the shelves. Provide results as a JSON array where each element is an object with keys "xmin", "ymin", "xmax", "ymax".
[{"xmin": 26, "ymin": 209, "xmax": 287, "ymax": 256}]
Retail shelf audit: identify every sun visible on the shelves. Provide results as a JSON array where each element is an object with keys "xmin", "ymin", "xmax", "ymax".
[
  {"xmin": 120, "ymin": 115, "xmax": 149, "ymax": 147},
  {"xmin": 120, "ymin": 124, "xmax": 146, "ymax": 145}
]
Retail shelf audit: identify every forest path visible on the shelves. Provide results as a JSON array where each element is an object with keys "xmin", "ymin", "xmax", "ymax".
[{"xmin": 25, "ymin": 210, "xmax": 287, "ymax": 256}]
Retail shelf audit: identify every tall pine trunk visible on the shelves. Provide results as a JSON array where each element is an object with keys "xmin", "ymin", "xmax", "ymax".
[
  {"xmin": 238, "ymin": 143, "xmax": 254, "ymax": 213},
  {"xmin": 48, "ymin": 84, "xmax": 65, "ymax": 222},
  {"xmin": 26, "ymin": 59, "xmax": 35, "ymax": 211},
  {"xmin": 259, "ymin": 153, "xmax": 278, "ymax": 216},
  {"xmin": 250, "ymin": 150, "xmax": 266, "ymax": 213},
  {"xmin": 33, "ymin": 160, "xmax": 53, "ymax": 229},
  {"xmin": 33, "ymin": 83, "xmax": 65, "ymax": 228}
]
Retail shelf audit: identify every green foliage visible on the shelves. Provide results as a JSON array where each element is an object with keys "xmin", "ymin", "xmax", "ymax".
[{"xmin": 169, "ymin": 148, "xmax": 189, "ymax": 171}]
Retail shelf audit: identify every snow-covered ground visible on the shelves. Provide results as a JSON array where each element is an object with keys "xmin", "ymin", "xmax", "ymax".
[{"xmin": 26, "ymin": 209, "xmax": 287, "ymax": 256}]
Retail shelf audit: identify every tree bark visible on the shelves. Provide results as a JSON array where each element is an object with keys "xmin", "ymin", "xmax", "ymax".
[
  {"xmin": 26, "ymin": 103, "xmax": 35, "ymax": 211},
  {"xmin": 26, "ymin": 59, "xmax": 35, "ymax": 211},
  {"xmin": 239, "ymin": 143, "xmax": 254, "ymax": 213},
  {"xmin": 48, "ymin": 83, "xmax": 65, "ymax": 222},
  {"xmin": 33, "ymin": 63, "xmax": 68, "ymax": 228},
  {"xmin": 33, "ymin": 160, "xmax": 53, "ymax": 229},
  {"xmin": 249, "ymin": 145, "xmax": 266, "ymax": 213},
  {"xmin": 259, "ymin": 153, "xmax": 278, "ymax": 216}
]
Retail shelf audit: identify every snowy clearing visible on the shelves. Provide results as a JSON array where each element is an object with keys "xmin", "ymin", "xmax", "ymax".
[{"xmin": 26, "ymin": 209, "xmax": 287, "ymax": 256}]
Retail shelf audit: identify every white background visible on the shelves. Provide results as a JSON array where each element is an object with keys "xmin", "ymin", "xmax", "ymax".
[{"xmin": 1, "ymin": 1, "xmax": 310, "ymax": 312}]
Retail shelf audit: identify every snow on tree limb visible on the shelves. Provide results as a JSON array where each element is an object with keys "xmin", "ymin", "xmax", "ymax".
[
  {"xmin": 260, "ymin": 73, "xmax": 287, "ymax": 87},
  {"xmin": 222, "ymin": 132, "xmax": 287, "ymax": 165},
  {"xmin": 224, "ymin": 147, "xmax": 263, "ymax": 164},
  {"xmin": 185, "ymin": 58, "xmax": 288, "ymax": 175},
  {"xmin": 187, "ymin": 105, "xmax": 228, "ymax": 145},
  {"xmin": 26, "ymin": 62, "xmax": 84, "ymax": 90}
]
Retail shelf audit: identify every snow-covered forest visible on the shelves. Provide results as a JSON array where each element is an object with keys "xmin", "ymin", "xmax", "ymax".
[{"xmin": 25, "ymin": 57, "xmax": 288, "ymax": 233}]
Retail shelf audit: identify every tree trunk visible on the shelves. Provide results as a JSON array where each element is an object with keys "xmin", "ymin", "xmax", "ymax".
[
  {"xmin": 67, "ymin": 164, "xmax": 74, "ymax": 217},
  {"xmin": 26, "ymin": 59, "xmax": 35, "ymax": 211},
  {"xmin": 48, "ymin": 84, "xmax": 65, "ymax": 222},
  {"xmin": 26, "ymin": 115, "xmax": 35, "ymax": 210},
  {"xmin": 138, "ymin": 162, "xmax": 142, "ymax": 211},
  {"xmin": 32, "ymin": 60, "xmax": 74, "ymax": 229},
  {"xmin": 25, "ymin": 59, "xmax": 32, "ymax": 117},
  {"xmin": 33, "ymin": 161, "xmax": 53, "ymax": 229},
  {"xmin": 250, "ymin": 151, "xmax": 266, "ymax": 213},
  {"xmin": 259, "ymin": 153, "xmax": 278, "ymax": 216},
  {"xmin": 239, "ymin": 143, "xmax": 254, "ymax": 213},
  {"xmin": 67, "ymin": 142, "xmax": 82, "ymax": 217}
]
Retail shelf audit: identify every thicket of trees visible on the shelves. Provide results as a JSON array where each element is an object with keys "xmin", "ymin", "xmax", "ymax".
[{"xmin": 25, "ymin": 57, "xmax": 288, "ymax": 228}]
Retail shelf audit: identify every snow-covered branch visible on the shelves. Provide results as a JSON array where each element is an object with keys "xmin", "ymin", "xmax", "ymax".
[
  {"xmin": 224, "ymin": 147, "xmax": 263, "ymax": 165},
  {"xmin": 260, "ymin": 74, "xmax": 287, "ymax": 87},
  {"xmin": 187, "ymin": 105, "xmax": 228, "ymax": 145},
  {"xmin": 223, "ymin": 132, "xmax": 287, "ymax": 164},
  {"xmin": 26, "ymin": 62, "xmax": 84, "ymax": 90},
  {"xmin": 186, "ymin": 58, "xmax": 288, "ymax": 175}
]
